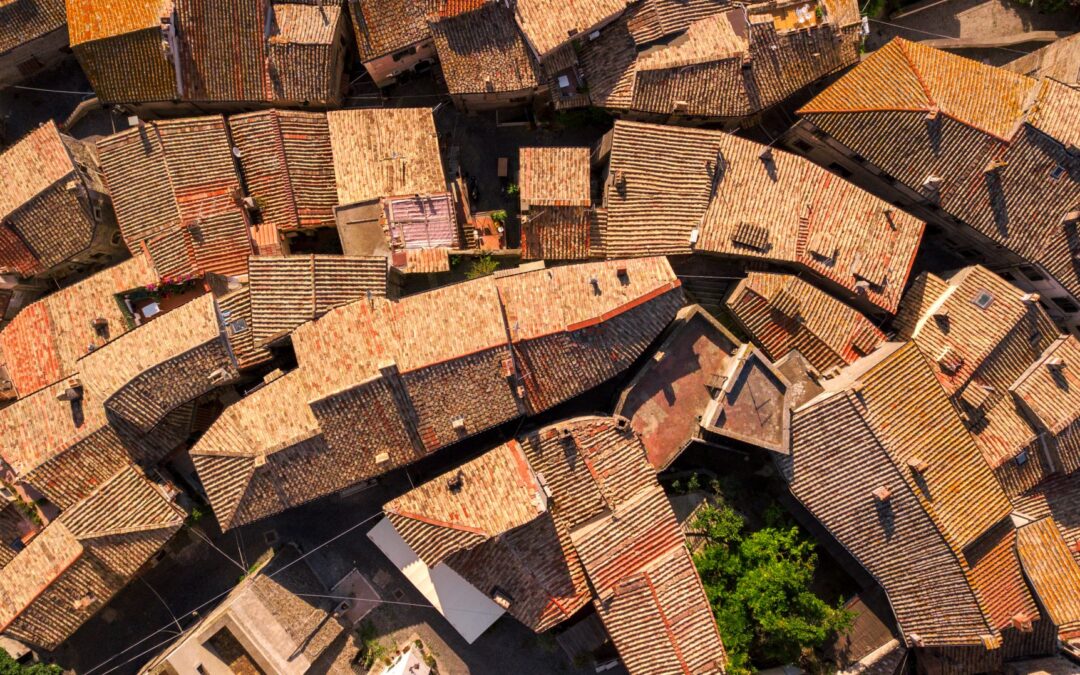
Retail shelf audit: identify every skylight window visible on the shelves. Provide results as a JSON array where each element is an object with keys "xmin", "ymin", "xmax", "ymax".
[
  {"xmin": 973, "ymin": 291, "xmax": 994, "ymax": 310},
  {"xmin": 1050, "ymin": 164, "xmax": 1066, "ymax": 181}
]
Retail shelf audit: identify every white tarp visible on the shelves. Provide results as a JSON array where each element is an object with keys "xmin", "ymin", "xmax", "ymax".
[{"xmin": 367, "ymin": 517, "xmax": 505, "ymax": 644}]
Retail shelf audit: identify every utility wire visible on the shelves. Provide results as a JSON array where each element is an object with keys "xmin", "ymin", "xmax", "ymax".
[{"xmin": 866, "ymin": 18, "xmax": 1038, "ymax": 57}]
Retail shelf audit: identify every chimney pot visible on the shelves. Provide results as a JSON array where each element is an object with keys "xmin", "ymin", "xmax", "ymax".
[{"xmin": 872, "ymin": 486, "xmax": 891, "ymax": 502}]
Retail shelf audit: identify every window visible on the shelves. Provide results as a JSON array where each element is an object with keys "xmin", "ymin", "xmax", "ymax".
[
  {"xmin": 228, "ymin": 318, "xmax": 249, "ymax": 335},
  {"xmin": 1050, "ymin": 164, "xmax": 1066, "ymax": 181},
  {"xmin": 791, "ymin": 139, "xmax": 813, "ymax": 153},
  {"xmin": 1015, "ymin": 449, "xmax": 1028, "ymax": 466},
  {"xmin": 1020, "ymin": 265, "xmax": 1045, "ymax": 282},
  {"xmin": 1050, "ymin": 297, "xmax": 1080, "ymax": 314},
  {"xmin": 392, "ymin": 45, "xmax": 417, "ymax": 62},
  {"xmin": 998, "ymin": 271, "xmax": 1015, "ymax": 282},
  {"xmin": 972, "ymin": 290, "xmax": 994, "ymax": 310},
  {"xmin": 827, "ymin": 162, "xmax": 852, "ymax": 178}
]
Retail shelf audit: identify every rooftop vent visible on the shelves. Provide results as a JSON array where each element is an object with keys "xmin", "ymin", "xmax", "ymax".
[
  {"xmin": 924, "ymin": 106, "xmax": 940, "ymax": 121},
  {"xmin": 732, "ymin": 222, "xmax": 770, "ymax": 251},
  {"xmin": 451, "ymin": 415, "xmax": 466, "ymax": 431},
  {"xmin": 872, "ymin": 486, "xmax": 891, "ymax": 502},
  {"xmin": 590, "ymin": 277, "xmax": 601, "ymax": 295},
  {"xmin": 907, "ymin": 457, "xmax": 929, "ymax": 474},
  {"xmin": 492, "ymin": 587, "xmax": 513, "ymax": 609},
  {"xmin": 759, "ymin": 148, "xmax": 774, "ymax": 163},
  {"xmin": 937, "ymin": 347, "xmax": 963, "ymax": 375},
  {"xmin": 984, "ymin": 158, "xmax": 1008, "ymax": 173},
  {"xmin": 208, "ymin": 368, "xmax": 231, "ymax": 384},
  {"xmin": 374, "ymin": 452, "xmax": 390, "ymax": 465},
  {"xmin": 446, "ymin": 471, "xmax": 464, "ymax": 493},
  {"xmin": 242, "ymin": 196, "xmax": 258, "ymax": 211},
  {"xmin": 72, "ymin": 593, "xmax": 96, "ymax": 612},
  {"xmin": 1021, "ymin": 292, "xmax": 1040, "ymax": 304},
  {"xmin": 616, "ymin": 265, "xmax": 628, "ymax": 282},
  {"xmin": 689, "ymin": 227, "xmax": 700, "ymax": 245},
  {"xmin": 1063, "ymin": 210, "xmax": 1080, "ymax": 224},
  {"xmin": 1047, "ymin": 356, "xmax": 1065, "ymax": 370}
]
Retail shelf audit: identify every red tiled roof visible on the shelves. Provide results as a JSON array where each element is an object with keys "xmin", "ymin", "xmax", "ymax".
[
  {"xmin": 0, "ymin": 0, "xmax": 66, "ymax": 56},
  {"xmin": 1016, "ymin": 517, "xmax": 1080, "ymax": 640}
]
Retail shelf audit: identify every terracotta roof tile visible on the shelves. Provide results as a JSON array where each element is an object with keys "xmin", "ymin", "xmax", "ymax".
[
  {"xmin": 1016, "ymin": 517, "xmax": 1080, "ymax": 640},
  {"xmin": 519, "ymin": 147, "xmax": 591, "ymax": 208},
  {"xmin": 726, "ymin": 271, "xmax": 886, "ymax": 373},
  {"xmin": 349, "ymin": 0, "xmax": 431, "ymax": 61},
  {"xmin": 0, "ymin": 255, "xmax": 159, "ymax": 397},
  {"xmin": 1010, "ymin": 336, "xmax": 1080, "ymax": 477},
  {"xmin": 327, "ymin": 108, "xmax": 446, "ymax": 206},
  {"xmin": 429, "ymin": 1, "xmax": 544, "ymax": 96},
  {"xmin": 66, "ymin": 0, "xmax": 168, "ymax": 46},
  {"xmin": 0, "ymin": 465, "xmax": 182, "ymax": 649},
  {"xmin": 269, "ymin": 2, "xmax": 340, "ymax": 44},
  {"xmin": 384, "ymin": 193, "xmax": 459, "ymax": 250},
  {"xmin": 0, "ymin": 0, "xmax": 66, "ymax": 55},
  {"xmin": 513, "ymin": 0, "xmax": 626, "ymax": 56},
  {"xmin": 605, "ymin": 121, "xmax": 923, "ymax": 312}
]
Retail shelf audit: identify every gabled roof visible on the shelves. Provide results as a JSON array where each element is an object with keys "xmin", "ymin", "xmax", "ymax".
[
  {"xmin": 98, "ymin": 116, "xmax": 253, "ymax": 278},
  {"xmin": 349, "ymin": 0, "xmax": 432, "ymax": 61},
  {"xmin": 247, "ymin": 254, "xmax": 388, "ymax": 346},
  {"xmin": 513, "ymin": 0, "xmax": 627, "ymax": 56},
  {"xmin": 227, "ymin": 110, "xmax": 337, "ymax": 248},
  {"xmin": 603, "ymin": 121, "xmax": 924, "ymax": 313},
  {"xmin": 1010, "ymin": 335, "xmax": 1080, "ymax": 477},
  {"xmin": 519, "ymin": 147, "xmax": 591, "ymax": 208},
  {"xmin": 790, "ymin": 342, "xmax": 1036, "ymax": 650},
  {"xmin": 0, "ymin": 255, "xmax": 160, "ymax": 398},
  {"xmin": 192, "ymin": 258, "xmax": 682, "ymax": 530},
  {"xmin": 327, "ymin": 108, "xmax": 447, "ymax": 206},
  {"xmin": 0, "ymin": 122, "xmax": 76, "ymax": 222},
  {"xmin": 0, "ymin": 0, "xmax": 66, "ymax": 55},
  {"xmin": 0, "ymin": 464, "xmax": 183, "ymax": 650},
  {"xmin": 726, "ymin": 271, "xmax": 886, "ymax": 374},
  {"xmin": 1004, "ymin": 32, "xmax": 1080, "ymax": 86},
  {"xmin": 66, "ymin": 0, "xmax": 168, "ymax": 46},
  {"xmin": 800, "ymin": 38, "xmax": 1032, "ymax": 141},
  {"xmin": 428, "ymin": 1, "xmax": 544, "ymax": 96},
  {"xmin": 1015, "ymin": 517, "xmax": 1080, "ymax": 641}
]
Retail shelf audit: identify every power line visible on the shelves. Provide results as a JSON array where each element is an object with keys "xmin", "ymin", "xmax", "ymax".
[
  {"xmin": 82, "ymin": 509, "xmax": 386, "ymax": 675},
  {"xmin": 10, "ymin": 85, "xmax": 95, "ymax": 95},
  {"xmin": 866, "ymin": 18, "xmax": 1037, "ymax": 57}
]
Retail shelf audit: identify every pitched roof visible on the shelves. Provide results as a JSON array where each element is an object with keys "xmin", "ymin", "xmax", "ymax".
[
  {"xmin": 799, "ymin": 40, "xmax": 1080, "ymax": 303},
  {"xmin": 0, "ymin": 255, "xmax": 160, "ymax": 397},
  {"xmin": 790, "ymin": 342, "xmax": 1036, "ymax": 649},
  {"xmin": 1016, "ymin": 517, "xmax": 1080, "ymax": 641},
  {"xmin": 428, "ymin": 1, "xmax": 544, "ymax": 96},
  {"xmin": 384, "ymin": 193, "xmax": 459, "ymax": 250},
  {"xmin": 97, "ymin": 116, "xmax": 253, "ymax": 278},
  {"xmin": 0, "ymin": 122, "xmax": 75, "ymax": 222},
  {"xmin": 66, "ymin": 0, "xmax": 168, "ymax": 46},
  {"xmin": 0, "ymin": 0, "xmax": 66, "ymax": 55},
  {"xmin": 0, "ymin": 465, "xmax": 182, "ymax": 649},
  {"xmin": 71, "ymin": 0, "xmax": 344, "ymax": 106},
  {"xmin": 800, "ymin": 38, "xmax": 1032, "ymax": 140},
  {"xmin": 247, "ymin": 254, "xmax": 388, "ymax": 345},
  {"xmin": 513, "ymin": 0, "xmax": 627, "ymax": 56},
  {"xmin": 726, "ymin": 271, "xmax": 886, "ymax": 374},
  {"xmin": 192, "ymin": 258, "xmax": 682, "ymax": 530},
  {"xmin": 519, "ymin": 147, "xmax": 591, "ymax": 208},
  {"xmin": 1010, "ymin": 336, "xmax": 1080, "ymax": 477},
  {"xmin": 227, "ymin": 110, "xmax": 337, "ymax": 246},
  {"xmin": 327, "ymin": 108, "xmax": 447, "ymax": 206},
  {"xmin": 349, "ymin": 0, "xmax": 432, "ymax": 61},
  {"xmin": 604, "ymin": 120, "xmax": 924, "ymax": 312}
]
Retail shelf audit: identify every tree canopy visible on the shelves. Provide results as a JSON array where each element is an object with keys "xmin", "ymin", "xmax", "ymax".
[
  {"xmin": 691, "ymin": 501, "xmax": 853, "ymax": 674},
  {"xmin": 0, "ymin": 650, "xmax": 62, "ymax": 675}
]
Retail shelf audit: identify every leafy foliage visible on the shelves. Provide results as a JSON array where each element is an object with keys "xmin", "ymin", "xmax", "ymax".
[
  {"xmin": 465, "ymin": 255, "xmax": 500, "ymax": 280},
  {"xmin": 0, "ymin": 650, "xmax": 62, "ymax": 675},
  {"xmin": 691, "ymin": 502, "xmax": 853, "ymax": 674}
]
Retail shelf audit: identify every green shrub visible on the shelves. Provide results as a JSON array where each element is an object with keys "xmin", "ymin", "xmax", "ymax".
[{"xmin": 465, "ymin": 256, "xmax": 500, "ymax": 280}]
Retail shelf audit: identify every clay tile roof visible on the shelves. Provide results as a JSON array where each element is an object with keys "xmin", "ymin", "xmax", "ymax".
[
  {"xmin": 384, "ymin": 193, "xmax": 459, "ymax": 250},
  {"xmin": 247, "ymin": 254, "xmax": 388, "ymax": 346},
  {"xmin": 1011, "ymin": 336, "xmax": 1080, "ymax": 436},
  {"xmin": 65, "ymin": 0, "xmax": 169, "ymax": 46},
  {"xmin": 800, "ymin": 38, "xmax": 1033, "ymax": 140},
  {"xmin": 963, "ymin": 523, "xmax": 1041, "ymax": 633},
  {"xmin": 1016, "ymin": 517, "xmax": 1080, "ymax": 639},
  {"xmin": 268, "ymin": 2, "xmax": 340, "ymax": 44},
  {"xmin": 97, "ymin": 115, "xmax": 253, "ymax": 277},
  {"xmin": 349, "ymin": 0, "xmax": 432, "ymax": 61},
  {"xmin": 604, "ymin": 121, "xmax": 923, "ymax": 313},
  {"xmin": 895, "ymin": 267, "xmax": 1061, "ymax": 399},
  {"xmin": 227, "ymin": 109, "xmax": 337, "ymax": 246},
  {"xmin": 0, "ymin": 122, "xmax": 75, "ymax": 220},
  {"xmin": 0, "ymin": 0, "xmax": 66, "ymax": 55},
  {"xmin": 0, "ymin": 255, "xmax": 160, "ymax": 397},
  {"xmin": 428, "ymin": 1, "xmax": 544, "ymax": 96},
  {"xmin": 386, "ymin": 440, "xmax": 545, "ymax": 564},
  {"xmin": 634, "ymin": 12, "xmax": 744, "ymax": 71},
  {"xmin": 327, "ymin": 108, "xmax": 447, "ymax": 206},
  {"xmin": 726, "ymin": 271, "xmax": 886, "ymax": 373},
  {"xmin": 0, "ymin": 464, "xmax": 182, "ymax": 649},
  {"xmin": 1027, "ymin": 77, "xmax": 1080, "ymax": 151},
  {"xmin": 518, "ymin": 147, "xmax": 591, "ymax": 208},
  {"xmin": 513, "ymin": 0, "xmax": 627, "ymax": 56}
]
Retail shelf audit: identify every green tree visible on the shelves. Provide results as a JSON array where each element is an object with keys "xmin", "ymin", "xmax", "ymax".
[
  {"xmin": 691, "ymin": 503, "xmax": 853, "ymax": 674},
  {"xmin": 0, "ymin": 649, "xmax": 62, "ymax": 675}
]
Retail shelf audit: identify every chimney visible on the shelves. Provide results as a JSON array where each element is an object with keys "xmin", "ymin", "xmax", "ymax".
[
  {"xmin": 1011, "ymin": 613, "xmax": 1033, "ymax": 632},
  {"xmin": 1046, "ymin": 356, "xmax": 1065, "ymax": 370},
  {"xmin": 374, "ymin": 452, "xmax": 390, "ymax": 465},
  {"xmin": 451, "ymin": 415, "xmax": 466, "ymax": 432},
  {"xmin": 984, "ymin": 158, "xmax": 1008, "ymax": 173},
  {"xmin": 1063, "ymin": 210, "xmax": 1080, "ymax": 225},
  {"xmin": 872, "ymin": 486, "xmax": 891, "ymax": 502},
  {"xmin": 907, "ymin": 457, "xmax": 929, "ymax": 473},
  {"xmin": 759, "ymin": 148, "xmax": 774, "ymax": 163},
  {"xmin": 924, "ymin": 106, "xmax": 940, "ymax": 121},
  {"xmin": 208, "ymin": 368, "xmax": 231, "ymax": 384},
  {"xmin": 616, "ymin": 265, "xmax": 628, "ymax": 282},
  {"xmin": 921, "ymin": 175, "xmax": 943, "ymax": 191},
  {"xmin": 492, "ymin": 587, "xmax": 513, "ymax": 610},
  {"xmin": 1021, "ymin": 292, "xmax": 1040, "ymax": 304},
  {"xmin": 590, "ymin": 277, "xmax": 601, "ymax": 295},
  {"xmin": 446, "ymin": 471, "xmax": 464, "ymax": 493}
]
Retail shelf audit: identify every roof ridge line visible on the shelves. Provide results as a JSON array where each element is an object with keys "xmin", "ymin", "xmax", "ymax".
[
  {"xmin": 387, "ymin": 508, "xmax": 490, "ymax": 537},
  {"xmin": 895, "ymin": 39, "xmax": 935, "ymax": 107}
]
